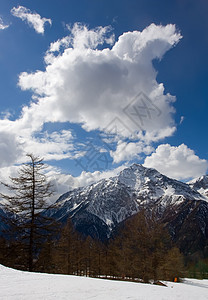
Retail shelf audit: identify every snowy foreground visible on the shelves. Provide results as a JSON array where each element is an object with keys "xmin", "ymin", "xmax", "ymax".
[{"xmin": 0, "ymin": 265, "xmax": 208, "ymax": 300}]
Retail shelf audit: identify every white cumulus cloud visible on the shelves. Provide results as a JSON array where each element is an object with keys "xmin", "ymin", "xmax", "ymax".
[
  {"xmin": 110, "ymin": 140, "xmax": 154, "ymax": 163},
  {"xmin": 18, "ymin": 23, "xmax": 181, "ymax": 139},
  {"xmin": 0, "ymin": 23, "xmax": 182, "ymax": 171},
  {"xmin": 143, "ymin": 144, "xmax": 208, "ymax": 180},
  {"xmin": 11, "ymin": 6, "xmax": 52, "ymax": 34}
]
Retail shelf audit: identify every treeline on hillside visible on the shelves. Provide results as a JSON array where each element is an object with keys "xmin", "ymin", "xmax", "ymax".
[
  {"xmin": 1, "ymin": 209, "xmax": 208, "ymax": 281},
  {"xmin": 0, "ymin": 154, "xmax": 207, "ymax": 282},
  {"xmin": 0, "ymin": 211, "xmax": 185, "ymax": 282}
]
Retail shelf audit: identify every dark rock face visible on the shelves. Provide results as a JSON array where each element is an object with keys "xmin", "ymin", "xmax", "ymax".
[
  {"xmin": 0, "ymin": 206, "xmax": 9, "ymax": 234},
  {"xmin": 162, "ymin": 200, "xmax": 208, "ymax": 255},
  {"xmin": 72, "ymin": 211, "xmax": 110, "ymax": 241}
]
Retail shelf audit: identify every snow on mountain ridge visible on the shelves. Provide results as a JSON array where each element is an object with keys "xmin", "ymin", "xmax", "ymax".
[
  {"xmin": 188, "ymin": 175, "xmax": 208, "ymax": 199},
  {"xmin": 117, "ymin": 164, "xmax": 204, "ymax": 201},
  {"xmin": 52, "ymin": 164, "xmax": 206, "ymax": 232}
]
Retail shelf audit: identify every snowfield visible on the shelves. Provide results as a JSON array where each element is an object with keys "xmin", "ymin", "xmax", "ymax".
[{"xmin": 0, "ymin": 265, "xmax": 208, "ymax": 300}]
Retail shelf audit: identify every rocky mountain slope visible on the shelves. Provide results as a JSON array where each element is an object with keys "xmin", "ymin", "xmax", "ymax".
[
  {"xmin": 189, "ymin": 175, "xmax": 208, "ymax": 198},
  {"xmin": 47, "ymin": 164, "xmax": 208, "ymax": 255}
]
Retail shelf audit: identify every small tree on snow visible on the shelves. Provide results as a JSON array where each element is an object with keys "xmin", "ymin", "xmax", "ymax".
[{"xmin": 0, "ymin": 153, "xmax": 57, "ymax": 271}]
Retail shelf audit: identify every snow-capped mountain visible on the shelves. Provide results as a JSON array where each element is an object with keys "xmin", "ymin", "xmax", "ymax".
[
  {"xmin": 188, "ymin": 175, "xmax": 208, "ymax": 198},
  {"xmin": 47, "ymin": 164, "xmax": 208, "ymax": 254},
  {"xmin": 51, "ymin": 164, "xmax": 206, "ymax": 226},
  {"xmin": 118, "ymin": 164, "xmax": 205, "ymax": 206}
]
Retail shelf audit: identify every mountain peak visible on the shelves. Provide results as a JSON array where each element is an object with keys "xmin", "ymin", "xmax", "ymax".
[
  {"xmin": 51, "ymin": 164, "xmax": 206, "ymax": 236},
  {"xmin": 188, "ymin": 175, "xmax": 208, "ymax": 198}
]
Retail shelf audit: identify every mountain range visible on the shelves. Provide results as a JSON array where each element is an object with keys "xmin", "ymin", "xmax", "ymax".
[{"xmin": 46, "ymin": 164, "xmax": 208, "ymax": 256}]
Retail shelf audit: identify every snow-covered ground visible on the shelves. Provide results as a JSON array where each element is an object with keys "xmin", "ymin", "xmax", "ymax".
[{"xmin": 0, "ymin": 264, "xmax": 208, "ymax": 300}]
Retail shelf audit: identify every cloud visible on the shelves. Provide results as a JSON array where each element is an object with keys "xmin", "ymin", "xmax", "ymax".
[
  {"xmin": 110, "ymin": 140, "xmax": 154, "ymax": 163},
  {"xmin": 0, "ymin": 163, "xmax": 127, "ymax": 204},
  {"xmin": 18, "ymin": 23, "xmax": 181, "ymax": 139},
  {"xmin": 180, "ymin": 116, "xmax": 185, "ymax": 125},
  {"xmin": 0, "ymin": 17, "xmax": 9, "ymax": 30},
  {"xmin": 0, "ymin": 131, "xmax": 22, "ymax": 167},
  {"xmin": 20, "ymin": 130, "xmax": 75, "ymax": 162},
  {"xmin": 143, "ymin": 144, "xmax": 208, "ymax": 180},
  {"xmin": 47, "ymin": 164, "xmax": 128, "ymax": 201},
  {"xmin": 0, "ymin": 114, "xmax": 75, "ymax": 165},
  {"xmin": 0, "ymin": 23, "xmax": 182, "ymax": 169},
  {"xmin": 11, "ymin": 6, "xmax": 52, "ymax": 34}
]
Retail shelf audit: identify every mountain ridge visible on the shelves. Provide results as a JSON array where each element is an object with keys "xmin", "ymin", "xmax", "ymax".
[
  {"xmin": 45, "ymin": 164, "xmax": 208, "ymax": 255},
  {"xmin": 1, "ymin": 163, "xmax": 208, "ymax": 255}
]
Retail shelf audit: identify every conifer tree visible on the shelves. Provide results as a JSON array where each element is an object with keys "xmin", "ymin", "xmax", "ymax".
[
  {"xmin": 159, "ymin": 247, "xmax": 184, "ymax": 281},
  {"xmin": 0, "ymin": 153, "xmax": 57, "ymax": 272}
]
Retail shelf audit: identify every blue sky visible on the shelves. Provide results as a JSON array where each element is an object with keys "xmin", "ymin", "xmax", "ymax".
[{"xmin": 0, "ymin": 0, "xmax": 207, "ymax": 193}]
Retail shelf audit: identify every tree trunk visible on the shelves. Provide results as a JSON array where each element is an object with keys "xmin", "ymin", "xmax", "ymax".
[{"xmin": 29, "ymin": 160, "xmax": 35, "ymax": 272}]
